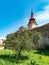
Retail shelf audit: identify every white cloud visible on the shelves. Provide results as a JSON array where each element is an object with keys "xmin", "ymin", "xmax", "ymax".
[
  {"xmin": 0, "ymin": 37, "xmax": 6, "ymax": 40},
  {"xmin": 35, "ymin": 5, "xmax": 49, "ymax": 26},
  {"xmin": 44, "ymin": 5, "xmax": 49, "ymax": 11}
]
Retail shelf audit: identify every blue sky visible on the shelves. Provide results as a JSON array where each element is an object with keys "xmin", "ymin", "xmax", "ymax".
[{"xmin": 0, "ymin": 0, "xmax": 49, "ymax": 38}]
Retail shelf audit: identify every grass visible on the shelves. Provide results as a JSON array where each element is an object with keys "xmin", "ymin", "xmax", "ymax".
[{"xmin": 0, "ymin": 49, "xmax": 49, "ymax": 65}]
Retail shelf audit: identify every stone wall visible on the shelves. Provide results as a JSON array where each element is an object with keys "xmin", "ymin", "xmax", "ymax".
[{"xmin": 39, "ymin": 36, "xmax": 49, "ymax": 49}]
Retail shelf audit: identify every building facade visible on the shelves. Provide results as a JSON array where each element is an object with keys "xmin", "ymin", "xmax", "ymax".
[{"xmin": 28, "ymin": 12, "xmax": 49, "ymax": 49}]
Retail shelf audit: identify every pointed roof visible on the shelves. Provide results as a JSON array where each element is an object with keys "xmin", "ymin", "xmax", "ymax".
[
  {"xmin": 28, "ymin": 11, "xmax": 37, "ymax": 25},
  {"xmin": 31, "ymin": 11, "xmax": 33, "ymax": 18},
  {"xmin": 30, "ymin": 11, "xmax": 35, "ymax": 20}
]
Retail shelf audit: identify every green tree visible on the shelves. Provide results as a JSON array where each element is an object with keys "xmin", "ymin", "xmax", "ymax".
[
  {"xmin": 18, "ymin": 26, "xmax": 27, "ymax": 33},
  {"xmin": 4, "ymin": 27, "xmax": 32, "ymax": 60},
  {"xmin": 15, "ymin": 30, "xmax": 33, "ymax": 59},
  {"xmin": 4, "ymin": 26, "xmax": 42, "ymax": 59}
]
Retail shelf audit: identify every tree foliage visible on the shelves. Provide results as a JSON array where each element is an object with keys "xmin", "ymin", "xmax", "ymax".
[{"xmin": 4, "ymin": 26, "xmax": 42, "ymax": 59}]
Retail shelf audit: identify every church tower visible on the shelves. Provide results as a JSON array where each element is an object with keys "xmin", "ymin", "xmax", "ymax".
[{"xmin": 28, "ymin": 11, "xmax": 37, "ymax": 30}]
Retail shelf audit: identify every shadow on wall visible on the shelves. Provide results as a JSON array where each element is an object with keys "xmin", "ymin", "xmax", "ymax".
[{"xmin": 39, "ymin": 36, "xmax": 49, "ymax": 49}]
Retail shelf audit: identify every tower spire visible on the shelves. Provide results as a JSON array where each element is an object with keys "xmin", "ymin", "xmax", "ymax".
[
  {"xmin": 31, "ymin": 11, "xmax": 33, "ymax": 18},
  {"xmin": 28, "ymin": 11, "xmax": 37, "ymax": 30}
]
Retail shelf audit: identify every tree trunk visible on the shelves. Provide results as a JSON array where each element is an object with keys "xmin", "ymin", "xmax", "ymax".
[{"xmin": 17, "ymin": 46, "xmax": 22, "ymax": 60}]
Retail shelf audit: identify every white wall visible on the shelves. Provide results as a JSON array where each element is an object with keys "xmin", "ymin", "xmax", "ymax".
[{"xmin": 28, "ymin": 24, "xmax": 37, "ymax": 30}]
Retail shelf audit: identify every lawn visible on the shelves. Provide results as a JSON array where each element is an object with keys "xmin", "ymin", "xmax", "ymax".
[{"xmin": 0, "ymin": 49, "xmax": 49, "ymax": 65}]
